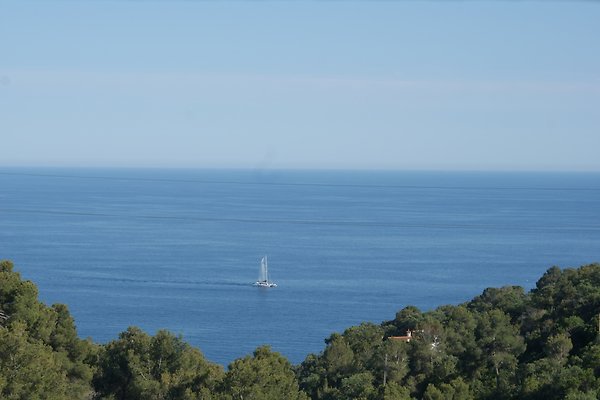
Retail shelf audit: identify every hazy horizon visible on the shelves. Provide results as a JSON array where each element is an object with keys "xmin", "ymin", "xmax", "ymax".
[{"xmin": 3, "ymin": 166, "xmax": 600, "ymax": 176}]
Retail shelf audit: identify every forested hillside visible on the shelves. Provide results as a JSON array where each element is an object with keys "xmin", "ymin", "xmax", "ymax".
[{"xmin": 1, "ymin": 259, "xmax": 598, "ymax": 399}]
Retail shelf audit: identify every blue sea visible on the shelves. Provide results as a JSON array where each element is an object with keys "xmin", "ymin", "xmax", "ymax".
[{"xmin": 1, "ymin": 168, "xmax": 599, "ymax": 365}]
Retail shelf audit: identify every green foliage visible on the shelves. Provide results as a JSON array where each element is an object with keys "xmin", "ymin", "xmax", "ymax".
[
  {"xmin": 390, "ymin": 306, "xmax": 423, "ymax": 336},
  {"xmin": 0, "ymin": 322, "xmax": 72, "ymax": 399},
  {"xmin": 544, "ymin": 332, "xmax": 573, "ymax": 361},
  {"xmin": 339, "ymin": 371, "xmax": 376, "ymax": 400},
  {"xmin": 324, "ymin": 334, "xmax": 356, "ymax": 380},
  {"xmin": 0, "ymin": 259, "xmax": 94, "ymax": 399},
  {"xmin": 472, "ymin": 309, "xmax": 525, "ymax": 398},
  {"xmin": 221, "ymin": 345, "xmax": 307, "ymax": 400},
  {"xmin": 378, "ymin": 339, "xmax": 410, "ymax": 385},
  {"xmin": 469, "ymin": 286, "xmax": 528, "ymax": 321},
  {"xmin": 93, "ymin": 327, "xmax": 223, "ymax": 400},
  {"xmin": 423, "ymin": 378, "xmax": 473, "ymax": 400},
  {"xmin": 2, "ymin": 259, "xmax": 600, "ymax": 400},
  {"xmin": 296, "ymin": 263, "xmax": 600, "ymax": 400},
  {"xmin": 297, "ymin": 353, "xmax": 328, "ymax": 399},
  {"xmin": 564, "ymin": 390, "xmax": 599, "ymax": 400},
  {"xmin": 382, "ymin": 382, "xmax": 413, "ymax": 400}
]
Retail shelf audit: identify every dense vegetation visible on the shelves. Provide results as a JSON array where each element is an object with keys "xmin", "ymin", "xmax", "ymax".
[{"xmin": 1, "ymin": 259, "xmax": 599, "ymax": 399}]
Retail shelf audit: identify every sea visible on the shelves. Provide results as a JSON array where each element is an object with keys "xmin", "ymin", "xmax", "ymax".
[{"xmin": 1, "ymin": 168, "xmax": 599, "ymax": 366}]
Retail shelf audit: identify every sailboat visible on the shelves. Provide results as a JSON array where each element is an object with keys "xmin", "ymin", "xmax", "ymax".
[{"xmin": 254, "ymin": 256, "xmax": 277, "ymax": 288}]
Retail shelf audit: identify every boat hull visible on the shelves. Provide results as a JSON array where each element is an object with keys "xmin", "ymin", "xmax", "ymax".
[{"xmin": 254, "ymin": 281, "xmax": 277, "ymax": 288}]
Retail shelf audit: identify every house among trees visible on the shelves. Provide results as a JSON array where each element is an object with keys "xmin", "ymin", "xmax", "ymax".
[{"xmin": 388, "ymin": 329, "xmax": 413, "ymax": 342}]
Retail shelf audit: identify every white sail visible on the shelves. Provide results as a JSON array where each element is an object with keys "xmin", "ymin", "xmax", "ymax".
[{"xmin": 258, "ymin": 256, "xmax": 268, "ymax": 282}]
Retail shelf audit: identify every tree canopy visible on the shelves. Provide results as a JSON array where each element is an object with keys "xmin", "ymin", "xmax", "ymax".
[{"xmin": 1, "ymin": 259, "xmax": 599, "ymax": 399}]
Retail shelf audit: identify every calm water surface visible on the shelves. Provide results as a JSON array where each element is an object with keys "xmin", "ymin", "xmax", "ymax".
[{"xmin": 1, "ymin": 168, "xmax": 599, "ymax": 365}]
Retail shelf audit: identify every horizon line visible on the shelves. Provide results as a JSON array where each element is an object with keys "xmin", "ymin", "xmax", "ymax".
[{"xmin": 1, "ymin": 164, "xmax": 600, "ymax": 175}]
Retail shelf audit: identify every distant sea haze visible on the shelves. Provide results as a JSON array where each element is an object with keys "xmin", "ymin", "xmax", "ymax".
[{"xmin": 1, "ymin": 168, "xmax": 599, "ymax": 365}]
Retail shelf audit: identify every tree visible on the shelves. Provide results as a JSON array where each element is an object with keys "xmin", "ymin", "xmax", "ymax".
[
  {"xmin": 383, "ymin": 382, "xmax": 413, "ymax": 400},
  {"xmin": 342, "ymin": 323, "xmax": 384, "ymax": 371},
  {"xmin": 469, "ymin": 286, "xmax": 527, "ymax": 323},
  {"xmin": 473, "ymin": 310, "xmax": 525, "ymax": 399},
  {"xmin": 93, "ymin": 327, "xmax": 222, "ymax": 400},
  {"xmin": 4, "ymin": 259, "xmax": 600, "ymax": 400},
  {"xmin": 423, "ymin": 378, "xmax": 473, "ymax": 400},
  {"xmin": 297, "ymin": 353, "xmax": 328, "ymax": 400},
  {"xmin": 390, "ymin": 306, "xmax": 423, "ymax": 336},
  {"xmin": 339, "ymin": 372, "xmax": 376, "ymax": 400},
  {"xmin": 0, "ymin": 322, "xmax": 72, "ymax": 399},
  {"xmin": 544, "ymin": 333, "xmax": 573, "ymax": 362},
  {"xmin": 376, "ymin": 339, "xmax": 410, "ymax": 386},
  {"xmin": 0, "ymin": 260, "xmax": 93, "ymax": 398},
  {"xmin": 221, "ymin": 345, "xmax": 307, "ymax": 400},
  {"xmin": 323, "ymin": 334, "xmax": 356, "ymax": 384}
]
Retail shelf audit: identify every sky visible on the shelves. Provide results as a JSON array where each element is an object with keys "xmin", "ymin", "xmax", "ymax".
[{"xmin": 0, "ymin": 1, "xmax": 599, "ymax": 171}]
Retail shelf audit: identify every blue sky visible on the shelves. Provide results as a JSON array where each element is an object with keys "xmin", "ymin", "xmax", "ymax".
[{"xmin": 1, "ymin": 1, "xmax": 599, "ymax": 170}]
